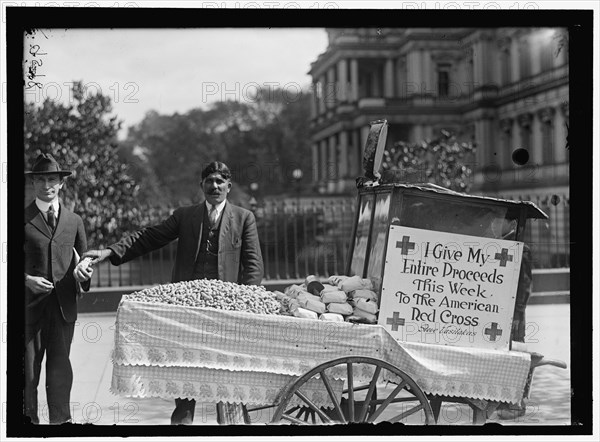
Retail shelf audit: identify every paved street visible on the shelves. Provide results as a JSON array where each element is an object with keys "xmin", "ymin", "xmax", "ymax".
[{"xmin": 35, "ymin": 303, "xmax": 572, "ymax": 426}]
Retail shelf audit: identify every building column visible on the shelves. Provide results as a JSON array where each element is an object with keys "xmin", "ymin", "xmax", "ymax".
[
  {"xmin": 530, "ymin": 33, "xmax": 541, "ymax": 76},
  {"xmin": 310, "ymin": 82, "xmax": 317, "ymax": 118},
  {"xmin": 337, "ymin": 59, "xmax": 348, "ymax": 102},
  {"xmin": 407, "ymin": 51, "xmax": 421, "ymax": 96},
  {"xmin": 516, "ymin": 112, "xmax": 534, "ymax": 154},
  {"xmin": 328, "ymin": 135, "xmax": 338, "ymax": 192},
  {"xmin": 360, "ymin": 125, "xmax": 370, "ymax": 162},
  {"xmin": 531, "ymin": 115, "xmax": 542, "ymax": 167},
  {"xmin": 319, "ymin": 139, "xmax": 328, "ymax": 188},
  {"xmin": 499, "ymin": 118, "xmax": 514, "ymax": 170},
  {"xmin": 472, "ymin": 41, "xmax": 485, "ymax": 86},
  {"xmin": 326, "ymin": 67, "xmax": 336, "ymax": 109},
  {"xmin": 350, "ymin": 58, "xmax": 359, "ymax": 102},
  {"xmin": 555, "ymin": 103, "xmax": 568, "ymax": 163},
  {"xmin": 311, "ymin": 143, "xmax": 319, "ymax": 182},
  {"xmin": 396, "ymin": 56, "xmax": 406, "ymax": 99},
  {"xmin": 474, "ymin": 118, "xmax": 496, "ymax": 171},
  {"xmin": 421, "ymin": 50, "xmax": 432, "ymax": 95},
  {"xmin": 475, "ymin": 119, "xmax": 499, "ymax": 180},
  {"xmin": 318, "ymin": 75, "xmax": 326, "ymax": 115},
  {"xmin": 538, "ymin": 107, "xmax": 556, "ymax": 165},
  {"xmin": 384, "ymin": 58, "xmax": 394, "ymax": 98},
  {"xmin": 423, "ymin": 125, "xmax": 433, "ymax": 141},
  {"xmin": 351, "ymin": 128, "xmax": 361, "ymax": 176},
  {"xmin": 338, "ymin": 130, "xmax": 349, "ymax": 179},
  {"xmin": 511, "ymin": 37, "xmax": 521, "ymax": 83}
]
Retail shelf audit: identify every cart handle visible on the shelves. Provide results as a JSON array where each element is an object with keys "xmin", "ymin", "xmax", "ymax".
[{"xmin": 530, "ymin": 351, "xmax": 567, "ymax": 370}]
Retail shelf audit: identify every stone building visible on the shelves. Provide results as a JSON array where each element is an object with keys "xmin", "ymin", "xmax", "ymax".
[
  {"xmin": 308, "ymin": 28, "xmax": 569, "ymax": 267},
  {"xmin": 308, "ymin": 28, "xmax": 568, "ymax": 196}
]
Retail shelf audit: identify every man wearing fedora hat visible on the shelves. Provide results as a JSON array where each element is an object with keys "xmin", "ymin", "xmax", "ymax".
[{"xmin": 24, "ymin": 153, "xmax": 94, "ymax": 424}]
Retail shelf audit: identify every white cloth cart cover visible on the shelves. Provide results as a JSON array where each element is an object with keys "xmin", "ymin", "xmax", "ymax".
[{"xmin": 111, "ymin": 300, "xmax": 530, "ymax": 406}]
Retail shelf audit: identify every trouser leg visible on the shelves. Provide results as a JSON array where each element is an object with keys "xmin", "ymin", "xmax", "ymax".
[
  {"xmin": 171, "ymin": 398, "xmax": 196, "ymax": 424},
  {"xmin": 44, "ymin": 295, "xmax": 75, "ymax": 424},
  {"xmin": 24, "ymin": 328, "xmax": 45, "ymax": 424}
]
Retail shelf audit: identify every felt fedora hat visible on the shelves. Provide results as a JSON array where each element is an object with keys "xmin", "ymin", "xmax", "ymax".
[{"xmin": 25, "ymin": 153, "xmax": 72, "ymax": 177}]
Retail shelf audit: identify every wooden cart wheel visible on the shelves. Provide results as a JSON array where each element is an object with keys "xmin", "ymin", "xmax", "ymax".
[{"xmin": 271, "ymin": 356, "xmax": 434, "ymax": 425}]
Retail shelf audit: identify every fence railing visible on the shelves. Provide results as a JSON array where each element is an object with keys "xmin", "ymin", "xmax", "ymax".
[
  {"xmin": 90, "ymin": 193, "xmax": 569, "ymax": 288},
  {"xmin": 502, "ymin": 192, "xmax": 570, "ymax": 269}
]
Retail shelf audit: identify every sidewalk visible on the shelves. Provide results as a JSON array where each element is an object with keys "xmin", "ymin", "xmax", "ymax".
[{"xmin": 36, "ymin": 304, "xmax": 571, "ymax": 426}]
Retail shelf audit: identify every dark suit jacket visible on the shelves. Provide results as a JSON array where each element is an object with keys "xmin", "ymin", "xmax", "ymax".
[
  {"xmin": 108, "ymin": 202, "xmax": 264, "ymax": 285},
  {"xmin": 24, "ymin": 202, "xmax": 90, "ymax": 324}
]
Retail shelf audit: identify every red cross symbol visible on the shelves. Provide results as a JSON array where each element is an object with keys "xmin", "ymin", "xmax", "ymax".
[
  {"xmin": 386, "ymin": 312, "xmax": 406, "ymax": 331},
  {"xmin": 484, "ymin": 322, "xmax": 503, "ymax": 341},
  {"xmin": 494, "ymin": 248, "xmax": 513, "ymax": 267},
  {"xmin": 396, "ymin": 235, "xmax": 415, "ymax": 255}
]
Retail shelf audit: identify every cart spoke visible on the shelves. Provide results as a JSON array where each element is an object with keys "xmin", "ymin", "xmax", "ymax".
[
  {"xmin": 285, "ymin": 405, "xmax": 301, "ymax": 416},
  {"xmin": 388, "ymin": 403, "xmax": 425, "ymax": 423},
  {"xmin": 281, "ymin": 414, "xmax": 309, "ymax": 425},
  {"xmin": 346, "ymin": 362, "xmax": 355, "ymax": 422},
  {"xmin": 320, "ymin": 371, "xmax": 346, "ymax": 423},
  {"xmin": 294, "ymin": 390, "xmax": 333, "ymax": 423},
  {"xmin": 367, "ymin": 380, "xmax": 407, "ymax": 422},
  {"xmin": 271, "ymin": 356, "xmax": 433, "ymax": 426},
  {"xmin": 357, "ymin": 365, "xmax": 382, "ymax": 422}
]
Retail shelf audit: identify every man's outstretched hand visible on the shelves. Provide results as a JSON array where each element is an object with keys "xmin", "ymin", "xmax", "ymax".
[{"xmin": 82, "ymin": 249, "xmax": 113, "ymax": 265}]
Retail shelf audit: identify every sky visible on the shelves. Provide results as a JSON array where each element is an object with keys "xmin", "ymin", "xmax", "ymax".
[{"xmin": 23, "ymin": 27, "xmax": 329, "ymax": 138}]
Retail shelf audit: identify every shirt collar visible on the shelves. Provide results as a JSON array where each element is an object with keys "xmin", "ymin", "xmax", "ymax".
[
  {"xmin": 35, "ymin": 198, "xmax": 59, "ymax": 214},
  {"xmin": 205, "ymin": 199, "xmax": 227, "ymax": 217}
]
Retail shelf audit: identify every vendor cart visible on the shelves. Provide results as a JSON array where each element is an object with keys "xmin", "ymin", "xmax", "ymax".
[{"xmin": 111, "ymin": 120, "xmax": 567, "ymax": 425}]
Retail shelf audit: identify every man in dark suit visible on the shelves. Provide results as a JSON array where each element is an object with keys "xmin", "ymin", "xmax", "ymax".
[
  {"xmin": 24, "ymin": 153, "xmax": 93, "ymax": 424},
  {"xmin": 84, "ymin": 161, "xmax": 264, "ymax": 424}
]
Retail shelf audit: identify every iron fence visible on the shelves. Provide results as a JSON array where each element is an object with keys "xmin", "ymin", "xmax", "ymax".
[{"xmin": 90, "ymin": 193, "xmax": 570, "ymax": 288}]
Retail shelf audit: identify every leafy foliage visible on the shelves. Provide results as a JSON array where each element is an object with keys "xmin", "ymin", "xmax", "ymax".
[
  {"xmin": 380, "ymin": 130, "xmax": 476, "ymax": 192},
  {"xmin": 123, "ymin": 88, "xmax": 314, "ymax": 204},
  {"xmin": 24, "ymin": 81, "xmax": 170, "ymax": 247}
]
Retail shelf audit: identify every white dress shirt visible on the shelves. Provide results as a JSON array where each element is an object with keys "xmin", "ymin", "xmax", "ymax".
[
  {"xmin": 205, "ymin": 200, "xmax": 226, "ymax": 225},
  {"xmin": 35, "ymin": 198, "xmax": 60, "ymax": 223}
]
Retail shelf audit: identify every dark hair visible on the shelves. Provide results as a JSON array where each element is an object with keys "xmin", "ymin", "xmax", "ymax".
[{"xmin": 201, "ymin": 161, "xmax": 232, "ymax": 181}]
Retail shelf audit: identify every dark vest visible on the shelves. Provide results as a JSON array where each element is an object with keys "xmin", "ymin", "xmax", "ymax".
[{"xmin": 191, "ymin": 205, "xmax": 221, "ymax": 280}]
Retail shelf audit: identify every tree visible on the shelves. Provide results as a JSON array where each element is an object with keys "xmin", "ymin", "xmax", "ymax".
[
  {"xmin": 380, "ymin": 130, "xmax": 476, "ymax": 192},
  {"xmin": 123, "ymin": 88, "xmax": 314, "ymax": 201},
  {"xmin": 24, "ymin": 81, "xmax": 166, "ymax": 247}
]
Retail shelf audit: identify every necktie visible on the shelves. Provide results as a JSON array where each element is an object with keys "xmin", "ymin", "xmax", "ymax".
[
  {"xmin": 47, "ymin": 205, "xmax": 56, "ymax": 232},
  {"xmin": 209, "ymin": 205, "xmax": 218, "ymax": 229}
]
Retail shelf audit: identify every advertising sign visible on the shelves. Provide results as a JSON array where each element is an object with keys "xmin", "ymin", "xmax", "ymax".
[{"xmin": 379, "ymin": 226, "xmax": 523, "ymax": 350}]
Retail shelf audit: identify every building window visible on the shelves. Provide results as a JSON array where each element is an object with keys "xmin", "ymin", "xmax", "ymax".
[
  {"xmin": 501, "ymin": 47, "xmax": 511, "ymax": 85},
  {"xmin": 437, "ymin": 63, "xmax": 451, "ymax": 98},
  {"xmin": 519, "ymin": 36, "xmax": 531, "ymax": 79},
  {"xmin": 498, "ymin": 37, "xmax": 512, "ymax": 86}
]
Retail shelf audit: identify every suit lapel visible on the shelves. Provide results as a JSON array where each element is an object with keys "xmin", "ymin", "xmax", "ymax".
[
  {"xmin": 25, "ymin": 202, "xmax": 52, "ymax": 238},
  {"xmin": 218, "ymin": 202, "xmax": 232, "ymax": 251},
  {"xmin": 193, "ymin": 204, "xmax": 205, "ymax": 262}
]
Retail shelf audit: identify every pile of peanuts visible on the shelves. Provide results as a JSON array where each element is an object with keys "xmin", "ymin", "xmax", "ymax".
[{"xmin": 124, "ymin": 279, "xmax": 284, "ymax": 315}]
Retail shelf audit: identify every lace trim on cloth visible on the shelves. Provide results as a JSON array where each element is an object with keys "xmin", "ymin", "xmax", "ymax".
[
  {"xmin": 110, "ymin": 364, "xmax": 343, "ymax": 408},
  {"xmin": 112, "ymin": 300, "xmax": 531, "ymax": 405}
]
